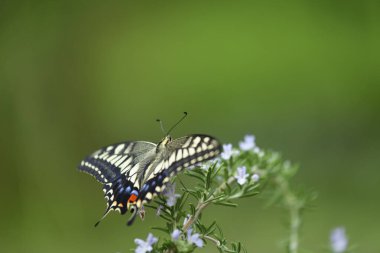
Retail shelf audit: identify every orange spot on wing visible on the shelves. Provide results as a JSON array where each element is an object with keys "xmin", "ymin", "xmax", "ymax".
[{"xmin": 128, "ymin": 194, "xmax": 138, "ymax": 202}]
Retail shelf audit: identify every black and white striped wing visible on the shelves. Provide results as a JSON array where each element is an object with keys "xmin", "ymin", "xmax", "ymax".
[
  {"xmin": 78, "ymin": 141, "xmax": 156, "ymax": 184},
  {"xmin": 164, "ymin": 134, "xmax": 222, "ymax": 174},
  {"xmin": 138, "ymin": 134, "xmax": 222, "ymax": 202}
]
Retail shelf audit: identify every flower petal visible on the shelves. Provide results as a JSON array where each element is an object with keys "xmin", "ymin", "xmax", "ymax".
[{"xmin": 171, "ymin": 229, "xmax": 181, "ymax": 240}]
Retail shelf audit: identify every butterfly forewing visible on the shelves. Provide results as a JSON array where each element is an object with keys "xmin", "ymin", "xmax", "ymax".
[{"xmin": 78, "ymin": 141, "xmax": 156, "ymax": 184}]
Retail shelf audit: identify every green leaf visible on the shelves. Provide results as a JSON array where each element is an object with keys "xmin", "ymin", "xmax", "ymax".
[
  {"xmin": 213, "ymin": 201, "xmax": 238, "ymax": 207},
  {"xmin": 186, "ymin": 173, "xmax": 205, "ymax": 183},
  {"xmin": 151, "ymin": 226, "xmax": 169, "ymax": 233}
]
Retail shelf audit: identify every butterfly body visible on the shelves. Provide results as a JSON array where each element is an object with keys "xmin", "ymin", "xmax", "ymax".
[{"xmin": 78, "ymin": 134, "xmax": 221, "ymax": 225}]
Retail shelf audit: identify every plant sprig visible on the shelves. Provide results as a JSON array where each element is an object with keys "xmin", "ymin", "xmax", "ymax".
[{"xmin": 135, "ymin": 135, "xmax": 316, "ymax": 253}]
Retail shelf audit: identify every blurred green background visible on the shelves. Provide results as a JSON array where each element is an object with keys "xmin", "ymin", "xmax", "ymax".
[{"xmin": 1, "ymin": 1, "xmax": 379, "ymax": 252}]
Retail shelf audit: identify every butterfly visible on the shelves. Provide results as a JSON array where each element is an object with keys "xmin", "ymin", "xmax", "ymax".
[{"xmin": 78, "ymin": 113, "xmax": 222, "ymax": 226}]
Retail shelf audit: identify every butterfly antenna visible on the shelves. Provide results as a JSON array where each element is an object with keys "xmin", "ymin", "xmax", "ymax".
[
  {"xmin": 156, "ymin": 118, "xmax": 166, "ymax": 135},
  {"xmin": 167, "ymin": 112, "xmax": 188, "ymax": 135}
]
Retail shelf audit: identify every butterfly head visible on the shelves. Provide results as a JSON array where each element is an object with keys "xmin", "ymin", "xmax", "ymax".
[
  {"xmin": 156, "ymin": 135, "xmax": 172, "ymax": 152},
  {"xmin": 156, "ymin": 112, "xmax": 187, "ymax": 151}
]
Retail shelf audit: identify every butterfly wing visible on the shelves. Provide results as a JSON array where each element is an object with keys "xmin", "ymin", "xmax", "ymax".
[
  {"xmin": 78, "ymin": 141, "xmax": 156, "ymax": 184},
  {"xmin": 138, "ymin": 134, "xmax": 222, "ymax": 203},
  {"xmin": 164, "ymin": 134, "xmax": 222, "ymax": 174},
  {"xmin": 78, "ymin": 135, "xmax": 222, "ymax": 226}
]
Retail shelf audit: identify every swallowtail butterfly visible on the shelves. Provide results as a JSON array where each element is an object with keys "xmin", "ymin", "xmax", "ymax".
[{"xmin": 78, "ymin": 113, "xmax": 221, "ymax": 226}]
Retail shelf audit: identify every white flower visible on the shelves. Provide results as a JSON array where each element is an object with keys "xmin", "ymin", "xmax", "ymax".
[
  {"xmin": 134, "ymin": 233, "xmax": 158, "ymax": 253},
  {"xmin": 221, "ymin": 144, "xmax": 234, "ymax": 160},
  {"xmin": 330, "ymin": 227, "xmax": 348, "ymax": 253},
  {"xmin": 171, "ymin": 229, "xmax": 181, "ymax": 241},
  {"xmin": 163, "ymin": 183, "xmax": 180, "ymax": 207},
  {"xmin": 235, "ymin": 166, "xmax": 249, "ymax": 185},
  {"xmin": 239, "ymin": 135, "xmax": 256, "ymax": 151},
  {"xmin": 187, "ymin": 228, "xmax": 204, "ymax": 248},
  {"xmin": 251, "ymin": 173, "xmax": 260, "ymax": 182}
]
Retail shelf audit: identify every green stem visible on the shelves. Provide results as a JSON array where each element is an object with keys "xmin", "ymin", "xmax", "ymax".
[
  {"xmin": 183, "ymin": 201, "xmax": 209, "ymax": 231},
  {"xmin": 183, "ymin": 176, "xmax": 236, "ymax": 231},
  {"xmin": 203, "ymin": 235, "xmax": 221, "ymax": 247},
  {"xmin": 275, "ymin": 176, "xmax": 302, "ymax": 253},
  {"xmin": 289, "ymin": 204, "xmax": 301, "ymax": 253}
]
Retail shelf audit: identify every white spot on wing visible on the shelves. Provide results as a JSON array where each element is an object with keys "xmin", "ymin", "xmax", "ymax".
[
  {"xmin": 153, "ymin": 161, "xmax": 164, "ymax": 175},
  {"xmin": 146, "ymin": 192, "xmax": 153, "ymax": 200},
  {"xmin": 106, "ymin": 154, "xmax": 117, "ymax": 163},
  {"xmin": 189, "ymin": 148, "xmax": 195, "ymax": 156},
  {"xmin": 114, "ymin": 156, "xmax": 127, "ymax": 167},
  {"xmin": 176, "ymin": 149, "xmax": 182, "ymax": 161},
  {"xmin": 110, "ymin": 155, "xmax": 121, "ymax": 164},
  {"xmin": 131, "ymin": 173, "xmax": 139, "ymax": 188},
  {"xmin": 91, "ymin": 150, "xmax": 102, "ymax": 158},
  {"xmin": 192, "ymin": 136, "xmax": 201, "ymax": 147},
  {"xmin": 129, "ymin": 163, "xmax": 139, "ymax": 176},
  {"xmin": 183, "ymin": 137, "xmax": 192, "ymax": 148},
  {"xmin": 124, "ymin": 144, "xmax": 133, "ymax": 154},
  {"xmin": 99, "ymin": 152, "xmax": 108, "ymax": 159},
  {"xmin": 120, "ymin": 157, "xmax": 133, "ymax": 172},
  {"xmin": 169, "ymin": 153, "xmax": 176, "ymax": 165},
  {"xmin": 115, "ymin": 144, "xmax": 125, "ymax": 154},
  {"xmin": 183, "ymin": 149, "xmax": 189, "ymax": 158}
]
